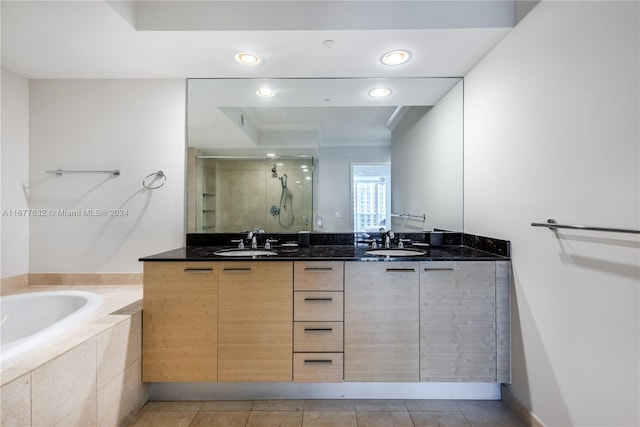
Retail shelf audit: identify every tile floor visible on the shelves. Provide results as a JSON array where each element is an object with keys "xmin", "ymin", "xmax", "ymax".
[{"xmin": 126, "ymin": 399, "xmax": 526, "ymax": 427}]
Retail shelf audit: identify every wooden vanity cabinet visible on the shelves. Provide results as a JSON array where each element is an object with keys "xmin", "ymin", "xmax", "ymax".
[
  {"xmin": 420, "ymin": 261, "xmax": 497, "ymax": 382},
  {"xmin": 142, "ymin": 261, "xmax": 218, "ymax": 382},
  {"xmin": 218, "ymin": 262, "xmax": 293, "ymax": 382},
  {"xmin": 344, "ymin": 262, "xmax": 420, "ymax": 382}
]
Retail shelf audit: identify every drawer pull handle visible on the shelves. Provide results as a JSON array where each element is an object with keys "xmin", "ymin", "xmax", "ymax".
[
  {"xmin": 304, "ymin": 359, "xmax": 333, "ymax": 365},
  {"xmin": 304, "ymin": 267, "xmax": 334, "ymax": 272},
  {"xmin": 423, "ymin": 268, "xmax": 455, "ymax": 271},
  {"xmin": 385, "ymin": 268, "xmax": 416, "ymax": 272},
  {"xmin": 304, "ymin": 297, "xmax": 333, "ymax": 302},
  {"xmin": 183, "ymin": 268, "xmax": 213, "ymax": 273},
  {"xmin": 222, "ymin": 267, "xmax": 252, "ymax": 273},
  {"xmin": 304, "ymin": 328, "xmax": 333, "ymax": 333}
]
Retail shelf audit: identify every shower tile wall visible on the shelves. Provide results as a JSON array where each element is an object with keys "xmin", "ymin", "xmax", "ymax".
[{"xmin": 198, "ymin": 159, "xmax": 312, "ymax": 233}]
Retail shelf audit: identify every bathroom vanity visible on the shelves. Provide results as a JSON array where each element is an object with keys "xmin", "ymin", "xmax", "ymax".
[{"xmin": 140, "ymin": 232, "xmax": 511, "ymax": 392}]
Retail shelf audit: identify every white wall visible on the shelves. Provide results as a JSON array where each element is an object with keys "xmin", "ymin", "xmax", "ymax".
[
  {"xmin": 28, "ymin": 80, "xmax": 186, "ymax": 273},
  {"xmin": 317, "ymin": 145, "xmax": 390, "ymax": 232},
  {"xmin": 1, "ymin": 69, "xmax": 30, "ymax": 279},
  {"xmin": 391, "ymin": 81, "xmax": 463, "ymax": 232},
  {"xmin": 464, "ymin": 2, "xmax": 639, "ymax": 426}
]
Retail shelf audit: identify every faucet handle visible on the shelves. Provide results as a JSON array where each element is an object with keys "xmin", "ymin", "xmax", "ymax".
[
  {"xmin": 230, "ymin": 239, "xmax": 244, "ymax": 249},
  {"xmin": 264, "ymin": 239, "xmax": 278, "ymax": 250}
]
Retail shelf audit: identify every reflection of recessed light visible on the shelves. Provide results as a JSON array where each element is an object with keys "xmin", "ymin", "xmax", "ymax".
[
  {"xmin": 234, "ymin": 52, "xmax": 261, "ymax": 65},
  {"xmin": 266, "ymin": 153, "xmax": 276, "ymax": 157},
  {"xmin": 257, "ymin": 88, "xmax": 275, "ymax": 97},
  {"xmin": 306, "ymin": 177, "xmax": 311, "ymax": 180},
  {"xmin": 381, "ymin": 50, "xmax": 411, "ymax": 66},
  {"xmin": 369, "ymin": 87, "xmax": 392, "ymax": 98}
]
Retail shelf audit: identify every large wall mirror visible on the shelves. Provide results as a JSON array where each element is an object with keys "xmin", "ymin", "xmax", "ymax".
[{"xmin": 186, "ymin": 77, "xmax": 463, "ymax": 234}]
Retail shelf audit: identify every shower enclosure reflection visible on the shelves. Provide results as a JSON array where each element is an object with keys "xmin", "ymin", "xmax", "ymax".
[{"xmin": 193, "ymin": 157, "xmax": 313, "ymax": 233}]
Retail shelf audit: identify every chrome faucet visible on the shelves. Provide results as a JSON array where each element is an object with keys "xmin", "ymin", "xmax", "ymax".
[
  {"xmin": 384, "ymin": 230, "xmax": 395, "ymax": 248},
  {"xmin": 264, "ymin": 238, "xmax": 278, "ymax": 250}
]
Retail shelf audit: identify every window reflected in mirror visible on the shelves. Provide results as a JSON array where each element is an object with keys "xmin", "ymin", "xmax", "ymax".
[{"xmin": 352, "ymin": 163, "xmax": 391, "ymax": 233}]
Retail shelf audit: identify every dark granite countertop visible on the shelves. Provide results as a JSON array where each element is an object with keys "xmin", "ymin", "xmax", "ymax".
[{"xmin": 139, "ymin": 244, "xmax": 508, "ymax": 262}]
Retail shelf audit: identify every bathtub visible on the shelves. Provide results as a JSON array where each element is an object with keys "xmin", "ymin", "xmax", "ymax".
[{"xmin": 0, "ymin": 290, "xmax": 103, "ymax": 363}]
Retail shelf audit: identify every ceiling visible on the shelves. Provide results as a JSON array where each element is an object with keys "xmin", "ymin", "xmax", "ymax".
[{"xmin": 1, "ymin": 1, "xmax": 532, "ymax": 151}]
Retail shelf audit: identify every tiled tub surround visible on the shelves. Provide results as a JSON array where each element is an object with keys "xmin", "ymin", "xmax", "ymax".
[{"xmin": 0, "ymin": 285, "xmax": 146, "ymax": 427}]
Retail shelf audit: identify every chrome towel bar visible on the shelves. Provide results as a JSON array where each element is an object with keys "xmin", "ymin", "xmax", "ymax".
[
  {"xmin": 531, "ymin": 219, "xmax": 640, "ymax": 235},
  {"xmin": 46, "ymin": 169, "xmax": 120, "ymax": 177},
  {"xmin": 392, "ymin": 212, "xmax": 426, "ymax": 221}
]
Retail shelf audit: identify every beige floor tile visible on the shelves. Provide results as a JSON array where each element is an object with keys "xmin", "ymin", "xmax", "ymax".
[
  {"xmin": 303, "ymin": 399, "xmax": 356, "ymax": 411},
  {"xmin": 355, "ymin": 399, "xmax": 407, "ymax": 411},
  {"xmin": 126, "ymin": 410, "xmax": 196, "ymax": 427},
  {"xmin": 355, "ymin": 411, "xmax": 414, "ymax": 427},
  {"xmin": 456, "ymin": 400, "xmax": 508, "ymax": 412},
  {"xmin": 141, "ymin": 401, "xmax": 204, "ymax": 412},
  {"xmin": 252, "ymin": 399, "xmax": 305, "ymax": 411},
  {"xmin": 410, "ymin": 411, "xmax": 471, "ymax": 427},
  {"xmin": 246, "ymin": 410, "xmax": 303, "ymax": 427},
  {"xmin": 462, "ymin": 407, "xmax": 525, "ymax": 427},
  {"xmin": 190, "ymin": 410, "xmax": 250, "ymax": 427},
  {"xmin": 302, "ymin": 410, "xmax": 357, "ymax": 427},
  {"xmin": 201, "ymin": 400, "xmax": 255, "ymax": 411},
  {"xmin": 405, "ymin": 399, "xmax": 461, "ymax": 412}
]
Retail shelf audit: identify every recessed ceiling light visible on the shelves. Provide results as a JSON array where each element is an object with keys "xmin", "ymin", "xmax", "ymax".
[
  {"xmin": 323, "ymin": 40, "xmax": 335, "ymax": 48},
  {"xmin": 266, "ymin": 153, "xmax": 276, "ymax": 157},
  {"xmin": 368, "ymin": 87, "xmax": 392, "ymax": 98},
  {"xmin": 381, "ymin": 50, "xmax": 411, "ymax": 66},
  {"xmin": 234, "ymin": 52, "xmax": 261, "ymax": 65},
  {"xmin": 256, "ymin": 88, "xmax": 275, "ymax": 97}
]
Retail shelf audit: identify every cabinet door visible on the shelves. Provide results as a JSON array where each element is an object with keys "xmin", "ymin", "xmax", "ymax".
[
  {"xmin": 218, "ymin": 262, "xmax": 293, "ymax": 381},
  {"xmin": 143, "ymin": 262, "xmax": 218, "ymax": 382},
  {"xmin": 420, "ymin": 261, "xmax": 496, "ymax": 382},
  {"xmin": 344, "ymin": 262, "xmax": 419, "ymax": 382}
]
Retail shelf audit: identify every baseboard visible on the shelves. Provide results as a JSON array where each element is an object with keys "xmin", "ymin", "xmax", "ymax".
[
  {"xmin": 150, "ymin": 382, "xmax": 502, "ymax": 401},
  {"xmin": 1, "ymin": 273, "xmax": 142, "ymax": 292},
  {"xmin": 0, "ymin": 273, "xmax": 29, "ymax": 293},
  {"xmin": 502, "ymin": 384, "xmax": 545, "ymax": 427},
  {"xmin": 28, "ymin": 272, "xmax": 143, "ymax": 286}
]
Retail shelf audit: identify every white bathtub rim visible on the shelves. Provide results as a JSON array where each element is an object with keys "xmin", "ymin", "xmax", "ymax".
[{"xmin": 0, "ymin": 290, "xmax": 103, "ymax": 364}]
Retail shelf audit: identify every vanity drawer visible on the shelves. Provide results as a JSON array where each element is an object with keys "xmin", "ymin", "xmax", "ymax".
[
  {"xmin": 219, "ymin": 262, "xmax": 292, "ymax": 283},
  {"xmin": 294, "ymin": 261, "xmax": 344, "ymax": 291},
  {"xmin": 294, "ymin": 292, "xmax": 344, "ymax": 321},
  {"xmin": 294, "ymin": 322, "xmax": 344, "ymax": 352},
  {"xmin": 293, "ymin": 353, "xmax": 343, "ymax": 382}
]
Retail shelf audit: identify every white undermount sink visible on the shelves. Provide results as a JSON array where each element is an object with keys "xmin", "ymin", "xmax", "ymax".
[
  {"xmin": 364, "ymin": 248, "xmax": 426, "ymax": 257},
  {"xmin": 213, "ymin": 249, "xmax": 278, "ymax": 257}
]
